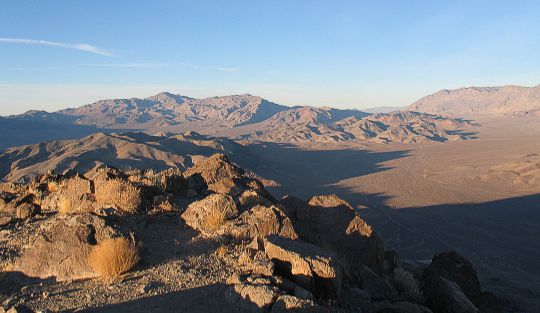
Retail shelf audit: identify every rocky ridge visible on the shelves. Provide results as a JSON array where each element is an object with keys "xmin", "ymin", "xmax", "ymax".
[{"xmin": 0, "ymin": 153, "xmax": 515, "ymax": 312}]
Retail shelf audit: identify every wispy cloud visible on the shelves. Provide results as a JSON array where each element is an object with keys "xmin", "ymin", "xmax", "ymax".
[{"xmin": 0, "ymin": 37, "xmax": 113, "ymax": 57}]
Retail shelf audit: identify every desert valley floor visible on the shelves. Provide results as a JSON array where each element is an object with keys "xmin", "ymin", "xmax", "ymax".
[{"xmin": 241, "ymin": 116, "xmax": 540, "ymax": 311}]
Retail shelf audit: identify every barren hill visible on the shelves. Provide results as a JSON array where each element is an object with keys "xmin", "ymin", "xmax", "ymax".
[
  {"xmin": 409, "ymin": 84, "xmax": 540, "ymax": 117},
  {"xmin": 59, "ymin": 93, "xmax": 288, "ymax": 129},
  {"xmin": 235, "ymin": 110, "xmax": 471, "ymax": 144},
  {"xmin": 0, "ymin": 131, "xmax": 256, "ymax": 182}
]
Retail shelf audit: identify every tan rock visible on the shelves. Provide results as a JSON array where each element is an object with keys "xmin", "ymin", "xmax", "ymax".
[
  {"xmin": 181, "ymin": 193, "xmax": 238, "ymax": 234},
  {"xmin": 263, "ymin": 236, "xmax": 342, "ymax": 299},
  {"xmin": 13, "ymin": 214, "xmax": 124, "ymax": 281},
  {"xmin": 271, "ymin": 295, "xmax": 325, "ymax": 313},
  {"xmin": 218, "ymin": 205, "xmax": 297, "ymax": 240}
]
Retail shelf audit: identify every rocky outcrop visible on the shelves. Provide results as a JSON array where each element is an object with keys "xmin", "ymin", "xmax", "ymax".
[
  {"xmin": 12, "ymin": 214, "xmax": 127, "ymax": 281},
  {"xmin": 181, "ymin": 194, "xmax": 238, "ymax": 234},
  {"xmin": 296, "ymin": 194, "xmax": 384, "ymax": 278},
  {"xmin": 263, "ymin": 235, "xmax": 342, "ymax": 299},
  {"xmin": 218, "ymin": 205, "xmax": 298, "ymax": 240}
]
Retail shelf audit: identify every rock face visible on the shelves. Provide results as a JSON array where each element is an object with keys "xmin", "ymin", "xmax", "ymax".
[
  {"xmin": 13, "ymin": 214, "xmax": 125, "ymax": 281},
  {"xmin": 423, "ymin": 251, "xmax": 483, "ymax": 313},
  {"xmin": 263, "ymin": 235, "xmax": 342, "ymax": 299},
  {"xmin": 296, "ymin": 195, "xmax": 384, "ymax": 278},
  {"xmin": 181, "ymin": 194, "xmax": 238, "ymax": 234},
  {"xmin": 219, "ymin": 205, "xmax": 298, "ymax": 240}
]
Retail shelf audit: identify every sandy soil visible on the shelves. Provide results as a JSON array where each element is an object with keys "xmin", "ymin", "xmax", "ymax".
[{"xmin": 244, "ymin": 116, "xmax": 540, "ymax": 312}]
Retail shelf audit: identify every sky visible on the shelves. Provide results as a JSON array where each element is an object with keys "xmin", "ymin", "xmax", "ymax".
[{"xmin": 1, "ymin": 0, "xmax": 539, "ymax": 116}]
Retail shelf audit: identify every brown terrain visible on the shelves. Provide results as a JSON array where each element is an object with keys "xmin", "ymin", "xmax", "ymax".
[{"xmin": 0, "ymin": 85, "xmax": 539, "ymax": 312}]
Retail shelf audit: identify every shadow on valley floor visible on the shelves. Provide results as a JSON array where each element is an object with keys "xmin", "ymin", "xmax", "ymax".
[
  {"xmin": 78, "ymin": 283, "xmax": 244, "ymax": 313},
  {"xmin": 243, "ymin": 141, "xmax": 411, "ymax": 198},
  {"xmin": 244, "ymin": 142, "xmax": 539, "ymax": 311}
]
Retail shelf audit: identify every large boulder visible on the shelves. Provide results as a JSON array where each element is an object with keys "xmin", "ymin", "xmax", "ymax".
[
  {"xmin": 218, "ymin": 205, "xmax": 298, "ymax": 240},
  {"xmin": 423, "ymin": 251, "xmax": 481, "ymax": 301},
  {"xmin": 423, "ymin": 276, "xmax": 478, "ymax": 313},
  {"xmin": 184, "ymin": 154, "xmax": 272, "ymax": 198},
  {"xmin": 12, "ymin": 214, "xmax": 126, "ymax": 281},
  {"xmin": 181, "ymin": 193, "xmax": 238, "ymax": 234},
  {"xmin": 263, "ymin": 235, "xmax": 342, "ymax": 299},
  {"xmin": 296, "ymin": 194, "xmax": 384, "ymax": 277},
  {"xmin": 271, "ymin": 295, "xmax": 325, "ymax": 313}
]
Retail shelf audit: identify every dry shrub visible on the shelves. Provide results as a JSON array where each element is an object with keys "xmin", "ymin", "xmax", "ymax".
[
  {"xmin": 88, "ymin": 237, "xmax": 140, "ymax": 280},
  {"xmin": 203, "ymin": 210, "xmax": 228, "ymax": 231},
  {"xmin": 57, "ymin": 192, "xmax": 94, "ymax": 214},
  {"xmin": 95, "ymin": 180, "xmax": 141, "ymax": 213},
  {"xmin": 394, "ymin": 267, "xmax": 423, "ymax": 302},
  {"xmin": 47, "ymin": 181, "xmax": 59, "ymax": 193}
]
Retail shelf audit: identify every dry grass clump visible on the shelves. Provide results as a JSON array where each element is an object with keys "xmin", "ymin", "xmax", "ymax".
[
  {"xmin": 394, "ymin": 267, "xmax": 423, "ymax": 302},
  {"xmin": 95, "ymin": 180, "xmax": 141, "ymax": 213},
  {"xmin": 203, "ymin": 210, "xmax": 228, "ymax": 231},
  {"xmin": 88, "ymin": 237, "xmax": 140, "ymax": 280}
]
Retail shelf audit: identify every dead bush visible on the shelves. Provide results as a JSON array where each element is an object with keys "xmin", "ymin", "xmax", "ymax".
[
  {"xmin": 88, "ymin": 237, "xmax": 140, "ymax": 280},
  {"xmin": 203, "ymin": 209, "xmax": 228, "ymax": 231},
  {"xmin": 394, "ymin": 267, "xmax": 423, "ymax": 302},
  {"xmin": 95, "ymin": 180, "xmax": 141, "ymax": 213}
]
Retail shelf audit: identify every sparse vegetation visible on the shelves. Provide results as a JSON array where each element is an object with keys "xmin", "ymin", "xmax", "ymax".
[
  {"xmin": 203, "ymin": 209, "xmax": 228, "ymax": 231},
  {"xmin": 88, "ymin": 237, "xmax": 140, "ymax": 280},
  {"xmin": 94, "ymin": 179, "xmax": 141, "ymax": 213},
  {"xmin": 394, "ymin": 267, "xmax": 423, "ymax": 302}
]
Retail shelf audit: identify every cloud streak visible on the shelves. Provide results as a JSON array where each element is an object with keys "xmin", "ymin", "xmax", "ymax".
[{"xmin": 0, "ymin": 37, "xmax": 113, "ymax": 57}]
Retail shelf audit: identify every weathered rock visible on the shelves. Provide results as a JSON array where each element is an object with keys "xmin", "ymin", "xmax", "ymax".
[
  {"xmin": 423, "ymin": 276, "xmax": 478, "ymax": 313},
  {"xmin": 271, "ymin": 295, "xmax": 325, "ymax": 313},
  {"xmin": 279, "ymin": 195, "xmax": 306, "ymax": 221},
  {"xmin": 0, "ymin": 216, "xmax": 14, "ymax": 226},
  {"xmin": 238, "ymin": 189, "xmax": 272, "ymax": 212},
  {"xmin": 384, "ymin": 250, "xmax": 400, "ymax": 275},
  {"xmin": 226, "ymin": 280, "xmax": 282, "ymax": 311},
  {"xmin": 158, "ymin": 168, "xmax": 188, "ymax": 196},
  {"xmin": 92, "ymin": 166, "xmax": 127, "ymax": 182},
  {"xmin": 263, "ymin": 236, "xmax": 342, "ymax": 299},
  {"xmin": 94, "ymin": 179, "xmax": 143, "ymax": 213},
  {"xmin": 185, "ymin": 154, "xmax": 245, "ymax": 185},
  {"xmin": 12, "ymin": 214, "xmax": 125, "ymax": 281},
  {"xmin": 218, "ymin": 205, "xmax": 298, "ymax": 240},
  {"xmin": 181, "ymin": 193, "xmax": 238, "ymax": 234},
  {"xmin": 357, "ymin": 264, "xmax": 396, "ymax": 300},
  {"xmin": 238, "ymin": 247, "xmax": 275, "ymax": 277},
  {"xmin": 15, "ymin": 203, "xmax": 39, "ymax": 219},
  {"xmin": 423, "ymin": 251, "xmax": 481, "ymax": 301},
  {"xmin": 296, "ymin": 194, "xmax": 384, "ymax": 277}
]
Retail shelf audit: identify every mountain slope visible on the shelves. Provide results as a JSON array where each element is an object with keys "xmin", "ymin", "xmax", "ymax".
[
  {"xmin": 0, "ymin": 131, "xmax": 255, "ymax": 182},
  {"xmin": 236, "ymin": 111, "xmax": 471, "ymax": 144},
  {"xmin": 59, "ymin": 93, "xmax": 288, "ymax": 128},
  {"xmin": 409, "ymin": 85, "xmax": 540, "ymax": 117}
]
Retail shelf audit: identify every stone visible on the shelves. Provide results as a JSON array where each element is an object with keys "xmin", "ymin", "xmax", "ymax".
[
  {"xmin": 424, "ymin": 276, "xmax": 478, "ymax": 313},
  {"xmin": 279, "ymin": 195, "xmax": 306, "ymax": 221},
  {"xmin": 181, "ymin": 194, "xmax": 238, "ymax": 234},
  {"xmin": 12, "ymin": 214, "xmax": 125, "ymax": 281},
  {"xmin": 423, "ymin": 251, "xmax": 481, "ymax": 301},
  {"xmin": 15, "ymin": 203, "xmax": 39, "ymax": 219},
  {"xmin": 263, "ymin": 235, "xmax": 342, "ymax": 299},
  {"xmin": 296, "ymin": 194, "xmax": 384, "ymax": 278},
  {"xmin": 271, "ymin": 295, "xmax": 325, "ymax": 313},
  {"xmin": 357, "ymin": 264, "xmax": 396, "ymax": 300},
  {"xmin": 218, "ymin": 205, "xmax": 298, "ymax": 240}
]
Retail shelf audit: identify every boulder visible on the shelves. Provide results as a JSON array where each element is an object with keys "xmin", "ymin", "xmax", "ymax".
[
  {"xmin": 185, "ymin": 154, "xmax": 245, "ymax": 185},
  {"xmin": 423, "ymin": 276, "xmax": 478, "ymax": 313},
  {"xmin": 296, "ymin": 194, "xmax": 384, "ymax": 277},
  {"xmin": 271, "ymin": 295, "xmax": 325, "ymax": 313},
  {"xmin": 158, "ymin": 168, "xmax": 188, "ymax": 196},
  {"xmin": 12, "ymin": 214, "xmax": 125, "ymax": 281},
  {"xmin": 237, "ymin": 189, "xmax": 273, "ymax": 212},
  {"xmin": 225, "ymin": 275, "xmax": 282, "ymax": 312},
  {"xmin": 423, "ymin": 251, "xmax": 481, "ymax": 301},
  {"xmin": 181, "ymin": 193, "xmax": 238, "ymax": 234},
  {"xmin": 15, "ymin": 203, "xmax": 40, "ymax": 219},
  {"xmin": 263, "ymin": 236, "xmax": 342, "ymax": 299},
  {"xmin": 357, "ymin": 264, "xmax": 396, "ymax": 300},
  {"xmin": 278, "ymin": 196, "xmax": 306, "ymax": 221},
  {"xmin": 218, "ymin": 205, "xmax": 298, "ymax": 240}
]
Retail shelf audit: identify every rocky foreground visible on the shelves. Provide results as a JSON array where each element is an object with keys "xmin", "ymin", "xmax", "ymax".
[{"xmin": 0, "ymin": 154, "xmax": 516, "ymax": 312}]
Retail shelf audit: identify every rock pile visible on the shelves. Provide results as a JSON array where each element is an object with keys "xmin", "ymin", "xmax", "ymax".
[{"xmin": 0, "ymin": 153, "xmax": 514, "ymax": 313}]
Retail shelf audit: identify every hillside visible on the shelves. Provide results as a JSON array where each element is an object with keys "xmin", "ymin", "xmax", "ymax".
[
  {"xmin": 235, "ymin": 110, "xmax": 472, "ymax": 144},
  {"xmin": 409, "ymin": 84, "xmax": 540, "ymax": 117},
  {"xmin": 0, "ymin": 131, "xmax": 258, "ymax": 183}
]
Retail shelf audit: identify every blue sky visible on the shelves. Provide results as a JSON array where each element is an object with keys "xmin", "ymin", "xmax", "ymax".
[{"xmin": 1, "ymin": 0, "xmax": 539, "ymax": 115}]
